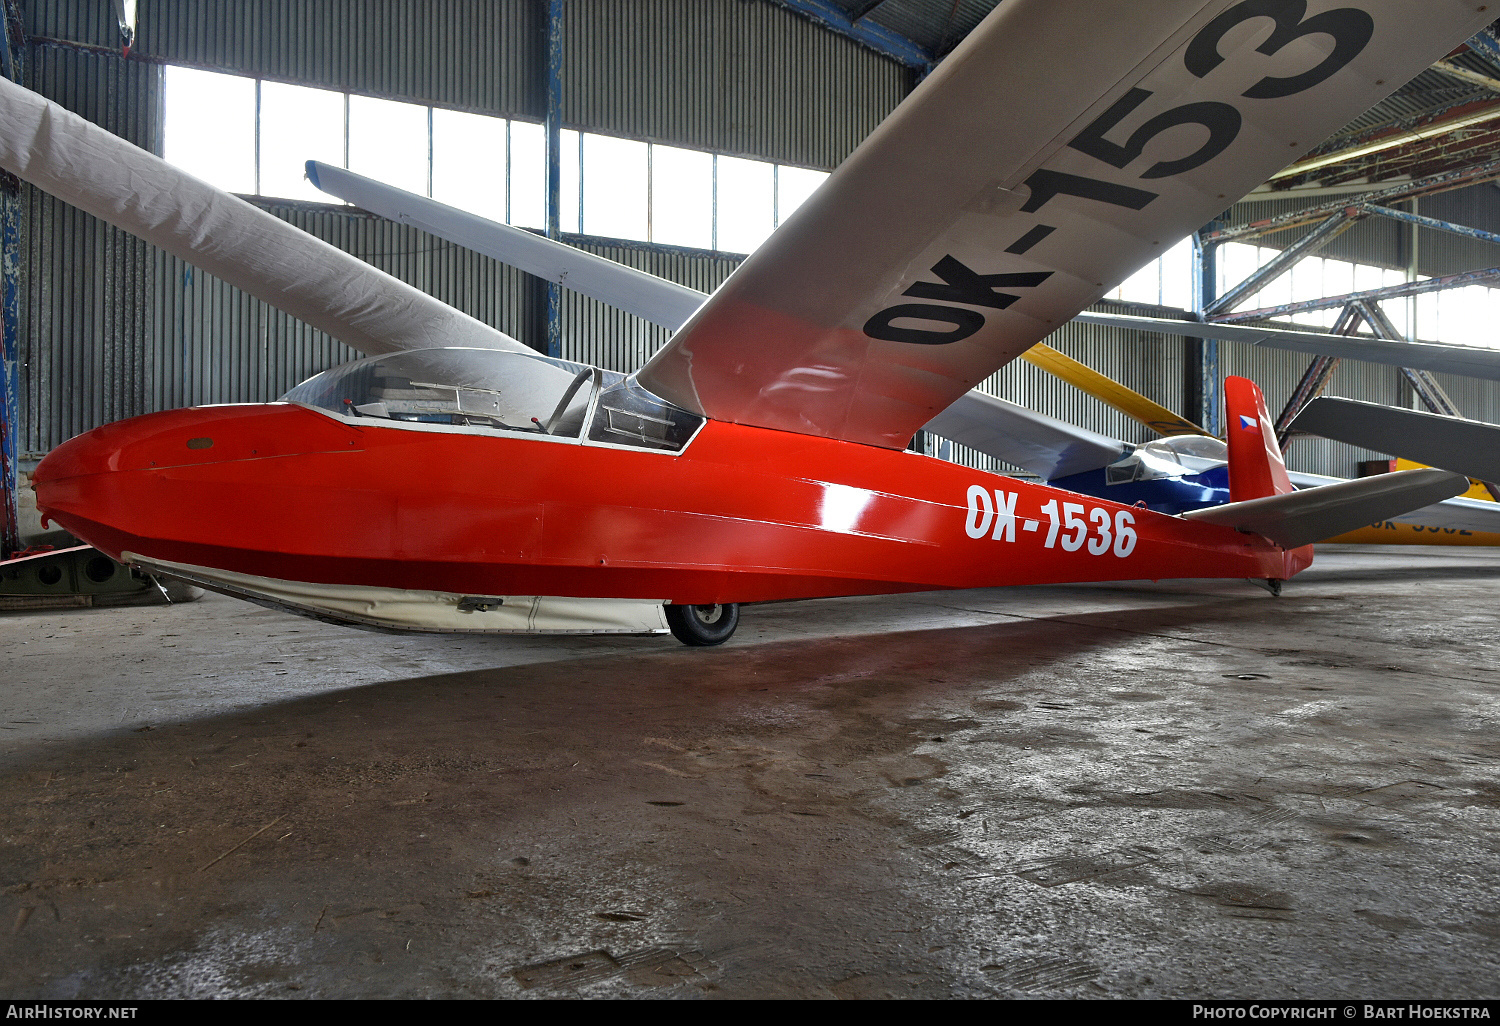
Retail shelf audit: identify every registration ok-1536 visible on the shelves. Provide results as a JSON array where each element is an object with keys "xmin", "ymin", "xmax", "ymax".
[{"xmin": 965, "ymin": 486, "xmax": 1136, "ymax": 557}]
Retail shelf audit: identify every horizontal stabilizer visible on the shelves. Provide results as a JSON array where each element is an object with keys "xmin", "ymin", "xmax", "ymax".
[
  {"xmin": 1290, "ymin": 397, "xmax": 1500, "ymax": 483},
  {"xmin": 1183, "ymin": 468, "xmax": 1468, "ymax": 549},
  {"xmin": 1289, "ymin": 470, "xmax": 1500, "ymax": 534},
  {"xmin": 306, "ymin": 162, "xmax": 707, "ymax": 330},
  {"xmin": 0, "ymin": 78, "xmax": 527, "ymax": 359},
  {"xmin": 923, "ymin": 390, "xmax": 1127, "ymax": 480},
  {"xmin": 1075, "ymin": 312, "xmax": 1500, "ymax": 384}
]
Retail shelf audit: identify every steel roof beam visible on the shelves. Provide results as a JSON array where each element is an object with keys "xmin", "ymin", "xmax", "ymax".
[
  {"xmin": 1357, "ymin": 202, "xmax": 1500, "ymax": 248},
  {"xmin": 1274, "ymin": 304, "xmax": 1363, "ymax": 447},
  {"xmin": 1463, "ymin": 24, "xmax": 1500, "ymax": 64},
  {"xmin": 1433, "ymin": 58, "xmax": 1500, "ymax": 92},
  {"xmin": 1207, "ymin": 157, "xmax": 1500, "ymax": 245},
  {"xmin": 764, "ymin": 0, "xmax": 936, "ymax": 71},
  {"xmin": 1204, "ymin": 210, "xmax": 1357, "ymax": 317},
  {"xmin": 1211, "ymin": 264, "xmax": 1500, "ymax": 323},
  {"xmin": 1270, "ymin": 100, "xmax": 1500, "ymax": 181}
]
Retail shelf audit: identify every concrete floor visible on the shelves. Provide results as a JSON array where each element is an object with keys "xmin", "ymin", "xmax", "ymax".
[{"xmin": 2, "ymin": 545, "xmax": 1499, "ymax": 999}]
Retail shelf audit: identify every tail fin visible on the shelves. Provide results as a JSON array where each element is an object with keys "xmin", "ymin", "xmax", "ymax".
[{"xmin": 1224, "ymin": 376, "xmax": 1294, "ymax": 502}]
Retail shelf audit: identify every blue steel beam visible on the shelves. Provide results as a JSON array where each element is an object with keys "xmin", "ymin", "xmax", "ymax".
[
  {"xmin": 544, "ymin": 0, "xmax": 563, "ymax": 359},
  {"xmin": 1212, "ymin": 265, "xmax": 1500, "ymax": 323},
  {"xmin": 1203, "ymin": 209, "xmax": 1355, "ymax": 316},
  {"xmin": 0, "ymin": 181, "xmax": 17, "ymax": 558},
  {"xmin": 1357, "ymin": 202, "xmax": 1500, "ymax": 248},
  {"xmin": 0, "ymin": 9, "xmax": 18, "ymax": 557},
  {"xmin": 766, "ymin": 0, "xmax": 936, "ymax": 71},
  {"xmin": 1191, "ymin": 225, "xmax": 1221, "ymax": 436},
  {"xmin": 1465, "ymin": 25, "xmax": 1500, "ymax": 64}
]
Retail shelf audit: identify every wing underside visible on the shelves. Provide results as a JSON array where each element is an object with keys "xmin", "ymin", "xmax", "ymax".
[
  {"xmin": 637, "ymin": 0, "xmax": 1496, "ymax": 449},
  {"xmin": 922, "ymin": 389, "xmax": 1128, "ymax": 480},
  {"xmin": 1291, "ymin": 397, "xmax": 1500, "ymax": 483}
]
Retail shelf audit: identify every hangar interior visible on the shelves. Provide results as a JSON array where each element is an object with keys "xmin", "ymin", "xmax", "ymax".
[{"xmin": 4, "ymin": 0, "xmax": 1500, "ymax": 1000}]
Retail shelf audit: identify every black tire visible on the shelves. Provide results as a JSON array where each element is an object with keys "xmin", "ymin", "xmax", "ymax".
[{"xmin": 665, "ymin": 603, "xmax": 739, "ymax": 646}]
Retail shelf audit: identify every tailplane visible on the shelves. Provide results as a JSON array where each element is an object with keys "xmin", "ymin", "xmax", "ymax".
[{"xmin": 1197, "ymin": 376, "xmax": 1465, "ymax": 586}]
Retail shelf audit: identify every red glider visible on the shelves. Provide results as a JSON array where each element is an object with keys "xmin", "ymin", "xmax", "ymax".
[{"xmin": 4, "ymin": 1, "xmax": 1487, "ymax": 644}]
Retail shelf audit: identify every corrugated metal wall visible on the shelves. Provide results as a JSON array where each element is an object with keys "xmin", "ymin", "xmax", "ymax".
[
  {"xmin": 19, "ymin": 44, "xmax": 158, "ymax": 455},
  {"xmin": 563, "ymin": 0, "xmax": 908, "ymax": 167}
]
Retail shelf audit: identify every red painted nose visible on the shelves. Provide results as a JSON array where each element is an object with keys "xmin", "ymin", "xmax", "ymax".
[{"xmin": 33, "ymin": 403, "xmax": 363, "ymax": 561}]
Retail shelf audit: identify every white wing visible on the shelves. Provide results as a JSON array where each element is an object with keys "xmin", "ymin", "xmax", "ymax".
[
  {"xmin": 637, "ymin": 0, "xmax": 1496, "ymax": 449},
  {"xmin": 923, "ymin": 391, "xmax": 1128, "ymax": 480},
  {"xmin": 306, "ymin": 162, "xmax": 707, "ymax": 331},
  {"xmin": 1077, "ymin": 312, "xmax": 1500, "ymax": 383}
]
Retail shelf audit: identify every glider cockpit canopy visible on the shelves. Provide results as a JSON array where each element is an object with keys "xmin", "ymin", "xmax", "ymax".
[{"xmin": 281, "ymin": 347, "xmax": 702, "ymax": 452}]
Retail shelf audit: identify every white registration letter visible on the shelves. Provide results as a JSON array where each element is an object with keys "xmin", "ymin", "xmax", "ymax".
[
  {"xmin": 992, "ymin": 490, "xmax": 1017, "ymax": 542},
  {"xmin": 1114, "ymin": 510, "xmax": 1138, "ymax": 557},
  {"xmin": 965, "ymin": 485, "xmax": 994, "ymax": 539}
]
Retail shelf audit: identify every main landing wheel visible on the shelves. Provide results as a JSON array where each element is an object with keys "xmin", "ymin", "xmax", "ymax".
[{"xmin": 665, "ymin": 603, "xmax": 739, "ymax": 646}]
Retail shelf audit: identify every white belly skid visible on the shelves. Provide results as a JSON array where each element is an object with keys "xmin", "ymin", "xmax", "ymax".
[{"xmin": 122, "ymin": 553, "xmax": 671, "ymax": 635}]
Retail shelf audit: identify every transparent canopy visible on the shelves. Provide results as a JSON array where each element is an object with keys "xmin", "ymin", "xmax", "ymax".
[
  {"xmin": 281, "ymin": 347, "xmax": 702, "ymax": 451},
  {"xmin": 1106, "ymin": 434, "xmax": 1229, "ymax": 485}
]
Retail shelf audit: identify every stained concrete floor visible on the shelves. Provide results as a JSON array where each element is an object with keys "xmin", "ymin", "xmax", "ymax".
[{"xmin": 2, "ymin": 545, "xmax": 1500, "ymax": 999}]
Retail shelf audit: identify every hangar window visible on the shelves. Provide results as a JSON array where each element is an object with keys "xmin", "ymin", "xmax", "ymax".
[
  {"xmin": 162, "ymin": 66, "xmax": 256, "ymax": 194},
  {"xmin": 651, "ymin": 145, "xmax": 714, "ymax": 249},
  {"xmin": 154, "ymin": 66, "xmax": 1500, "ymax": 344},
  {"xmin": 583, "ymin": 135, "xmax": 648, "ymax": 240},
  {"xmin": 349, "ymin": 95, "xmax": 430, "ymax": 198},
  {"xmin": 1106, "ymin": 237, "xmax": 1500, "ymax": 350},
  {"xmin": 258, "ymin": 82, "xmax": 345, "ymax": 203},
  {"xmin": 559, "ymin": 129, "xmax": 583, "ymax": 234},
  {"xmin": 507, "ymin": 120, "xmax": 547, "ymax": 229},
  {"xmin": 716, "ymin": 156, "xmax": 777, "ymax": 254},
  {"xmin": 161, "ymin": 65, "xmax": 830, "ymax": 258},
  {"xmin": 432, "ymin": 108, "xmax": 508, "ymax": 225},
  {"xmin": 777, "ymin": 166, "xmax": 828, "ymax": 224}
]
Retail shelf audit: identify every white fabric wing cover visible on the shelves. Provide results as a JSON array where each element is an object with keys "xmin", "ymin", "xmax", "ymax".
[{"xmin": 0, "ymin": 77, "xmax": 528, "ymax": 359}]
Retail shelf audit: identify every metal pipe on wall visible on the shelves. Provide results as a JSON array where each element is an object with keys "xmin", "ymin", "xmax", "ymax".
[
  {"xmin": 0, "ymin": 8, "xmax": 20, "ymax": 557},
  {"xmin": 1190, "ymin": 224, "xmax": 1220, "ymax": 436},
  {"xmin": 543, "ymin": 0, "xmax": 564, "ymax": 359}
]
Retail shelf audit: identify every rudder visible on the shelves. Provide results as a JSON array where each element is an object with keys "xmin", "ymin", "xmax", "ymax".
[{"xmin": 1224, "ymin": 376, "xmax": 1294, "ymax": 503}]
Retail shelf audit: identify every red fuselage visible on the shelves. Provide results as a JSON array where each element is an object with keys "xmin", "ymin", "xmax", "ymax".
[{"xmin": 32, "ymin": 402, "xmax": 1309, "ymax": 605}]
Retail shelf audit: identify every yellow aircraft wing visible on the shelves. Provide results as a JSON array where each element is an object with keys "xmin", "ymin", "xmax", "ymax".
[{"xmin": 1020, "ymin": 342, "xmax": 1209, "ymax": 437}]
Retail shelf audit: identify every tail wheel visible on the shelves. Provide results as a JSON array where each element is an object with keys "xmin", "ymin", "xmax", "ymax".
[{"xmin": 665, "ymin": 603, "xmax": 739, "ymax": 646}]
